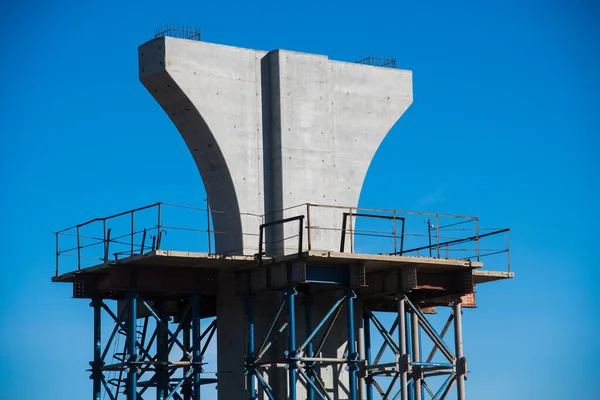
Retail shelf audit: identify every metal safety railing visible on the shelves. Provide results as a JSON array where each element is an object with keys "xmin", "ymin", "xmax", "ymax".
[
  {"xmin": 54, "ymin": 202, "xmax": 510, "ymax": 277},
  {"xmin": 54, "ymin": 202, "xmax": 263, "ymax": 277}
]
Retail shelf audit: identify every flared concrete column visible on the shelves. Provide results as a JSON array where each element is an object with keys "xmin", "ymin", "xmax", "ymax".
[{"xmin": 139, "ymin": 37, "xmax": 412, "ymax": 400}]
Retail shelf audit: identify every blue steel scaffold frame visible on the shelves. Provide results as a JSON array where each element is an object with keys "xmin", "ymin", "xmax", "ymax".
[
  {"xmin": 244, "ymin": 288, "xmax": 466, "ymax": 400},
  {"xmin": 362, "ymin": 296, "xmax": 466, "ymax": 400},
  {"xmin": 89, "ymin": 292, "xmax": 217, "ymax": 400},
  {"xmin": 245, "ymin": 286, "xmax": 362, "ymax": 400}
]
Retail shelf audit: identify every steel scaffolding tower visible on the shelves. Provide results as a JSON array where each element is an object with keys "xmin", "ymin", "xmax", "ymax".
[{"xmin": 53, "ymin": 202, "xmax": 513, "ymax": 400}]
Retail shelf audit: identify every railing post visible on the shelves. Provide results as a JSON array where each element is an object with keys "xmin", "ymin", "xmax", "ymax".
[
  {"xmin": 55, "ymin": 232, "xmax": 59, "ymax": 277},
  {"xmin": 130, "ymin": 212, "xmax": 135, "ymax": 256},
  {"xmin": 349, "ymin": 208, "xmax": 354, "ymax": 253},
  {"xmin": 103, "ymin": 219, "xmax": 107, "ymax": 262},
  {"xmin": 435, "ymin": 215, "xmax": 440, "ymax": 258},
  {"xmin": 306, "ymin": 203, "xmax": 312, "ymax": 251},
  {"xmin": 400, "ymin": 217, "xmax": 405, "ymax": 255},
  {"xmin": 206, "ymin": 198, "xmax": 212, "ymax": 255},
  {"xmin": 105, "ymin": 229, "xmax": 112, "ymax": 263},
  {"xmin": 77, "ymin": 225, "xmax": 81, "ymax": 270},
  {"xmin": 298, "ymin": 216, "xmax": 304, "ymax": 257},
  {"xmin": 506, "ymin": 230, "xmax": 511, "ymax": 273},
  {"xmin": 157, "ymin": 203, "xmax": 162, "ymax": 250},
  {"xmin": 475, "ymin": 218, "xmax": 480, "ymax": 262},
  {"xmin": 393, "ymin": 211, "xmax": 397, "ymax": 255}
]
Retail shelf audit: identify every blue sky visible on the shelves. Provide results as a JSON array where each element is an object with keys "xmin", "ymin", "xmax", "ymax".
[{"xmin": 1, "ymin": 0, "xmax": 599, "ymax": 399}]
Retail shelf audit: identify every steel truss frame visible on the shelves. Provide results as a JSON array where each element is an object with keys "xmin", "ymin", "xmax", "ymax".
[
  {"xmin": 89, "ymin": 293, "xmax": 216, "ymax": 400},
  {"xmin": 363, "ymin": 296, "xmax": 466, "ymax": 400},
  {"xmin": 244, "ymin": 288, "xmax": 466, "ymax": 400}
]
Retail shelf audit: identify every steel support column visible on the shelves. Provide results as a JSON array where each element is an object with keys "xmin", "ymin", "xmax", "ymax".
[
  {"xmin": 192, "ymin": 293, "xmax": 202, "ymax": 400},
  {"xmin": 127, "ymin": 291, "xmax": 138, "ymax": 400},
  {"xmin": 286, "ymin": 288, "xmax": 298, "ymax": 400},
  {"xmin": 411, "ymin": 311, "xmax": 422, "ymax": 400},
  {"xmin": 156, "ymin": 300, "xmax": 168, "ymax": 400},
  {"xmin": 246, "ymin": 295, "xmax": 257, "ymax": 400},
  {"xmin": 91, "ymin": 298, "xmax": 103, "ymax": 400},
  {"xmin": 406, "ymin": 311, "xmax": 414, "ymax": 400},
  {"xmin": 363, "ymin": 312, "xmax": 373, "ymax": 400},
  {"xmin": 397, "ymin": 294, "xmax": 408, "ymax": 400},
  {"xmin": 346, "ymin": 290, "xmax": 358, "ymax": 400},
  {"xmin": 183, "ymin": 314, "xmax": 192, "ymax": 400},
  {"xmin": 358, "ymin": 311, "xmax": 366, "ymax": 400},
  {"xmin": 305, "ymin": 297, "xmax": 315, "ymax": 400},
  {"xmin": 453, "ymin": 300, "xmax": 465, "ymax": 400}
]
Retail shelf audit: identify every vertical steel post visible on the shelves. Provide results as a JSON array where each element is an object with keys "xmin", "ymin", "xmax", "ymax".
[
  {"xmin": 305, "ymin": 297, "xmax": 315, "ymax": 400},
  {"xmin": 157, "ymin": 203, "xmax": 162, "ymax": 250},
  {"xmin": 397, "ymin": 295, "xmax": 408, "ymax": 400},
  {"xmin": 411, "ymin": 311, "xmax": 422, "ymax": 400},
  {"xmin": 286, "ymin": 288, "xmax": 297, "ymax": 400},
  {"xmin": 246, "ymin": 295, "xmax": 256, "ymax": 400},
  {"xmin": 206, "ymin": 198, "xmax": 212, "ymax": 255},
  {"xmin": 435, "ymin": 215, "xmax": 440, "ymax": 258},
  {"xmin": 183, "ymin": 314, "xmax": 191, "ymax": 400},
  {"xmin": 454, "ymin": 299, "xmax": 466, "ymax": 400},
  {"xmin": 475, "ymin": 218, "xmax": 480, "ymax": 262},
  {"xmin": 127, "ymin": 291, "xmax": 138, "ymax": 400},
  {"xmin": 77, "ymin": 225, "xmax": 81, "ymax": 270},
  {"xmin": 426, "ymin": 220, "xmax": 432, "ymax": 258},
  {"xmin": 358, "ymin": 310, "xmax": 366, "ymax": 400},
  {"xmin": 192, "ymin": 293, "xmax": 202, "ymax": 400},
  {"xmin": 55, "ymin": 232, "xmax": 59, "ymax": 277},
  {"xmin": 103, "ymin": 219, "xmax": 108, "ymax": 263},
  {"xmin": 306, "ymin": 203, "xmax": 312, "ymax": 250},
  {"xmin": 507, "ymin": 230, "xmax": 511, "ymax": 273},
  {"xmin": 91, "ymin": 299, "xmax": 102, "ymax": 400},
  {"xmin": 406, "ymin": 311, "xmax": 414, "ymax": 400},
  {"xmin": 156, "ymin": 300, "xmax": 168, "ymax": 400},
  {"xmin": 393, "ymin": 211, "xmax": 397, "ymax": 255},
  {"xmin": 131, "ymin": 212, "xmax": 135, "ymax": 256},
  {"xmin": 346, "ymin": 290, "xmax": 357, "ymax": 400},
  {"xmin": 363, "ymin": 312, "xmax": 373, "ymax": 400}
]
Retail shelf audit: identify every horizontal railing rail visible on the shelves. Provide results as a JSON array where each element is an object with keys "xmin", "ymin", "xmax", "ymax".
[{"xmin": 54, "ymin": 202, "xmax": 510, "ymax": 277}]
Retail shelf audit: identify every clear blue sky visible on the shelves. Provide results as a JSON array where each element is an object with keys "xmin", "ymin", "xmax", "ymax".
[{"xmin": 1, "ymin": 0, "xmax": 599, "ymax": 399}]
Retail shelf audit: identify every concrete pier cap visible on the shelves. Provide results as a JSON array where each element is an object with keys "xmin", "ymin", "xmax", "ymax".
[{"xmin": 139, "ymin": 37, "xmax": 413, "ymax": 257}]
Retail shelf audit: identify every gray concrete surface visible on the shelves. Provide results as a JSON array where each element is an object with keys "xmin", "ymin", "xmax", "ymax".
[{"xmin": 139, "ymin": 37, "xmax": 413, "ymax": 400}]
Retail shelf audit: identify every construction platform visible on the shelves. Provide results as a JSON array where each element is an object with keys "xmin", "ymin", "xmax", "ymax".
[{"xmin": 54, "ymin": 249, "xmax": 513, "ymax": 310}]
